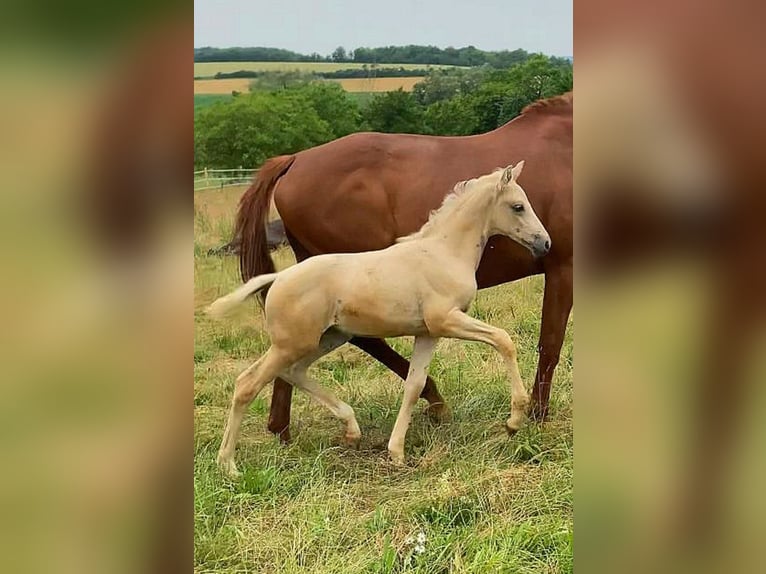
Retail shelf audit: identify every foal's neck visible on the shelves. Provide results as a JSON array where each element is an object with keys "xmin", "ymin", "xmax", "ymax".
[{"xmin": 430, "ymin": 190, "xmax": 493, "ymax": 270}]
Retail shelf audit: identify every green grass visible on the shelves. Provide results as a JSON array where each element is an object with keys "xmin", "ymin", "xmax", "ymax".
[
  {"xmin": 194, "ymin": 205, "xmax": 573, "ymax": 573},
  {"xmin": 347, "ymin": 92, "xmax": 377, "ymax": 108},
  {"xmin": 195, "ymin": 94, "xmax": 235, "ymax": 110},
  {"xmin": 194, "ymin": 61, "xmax": 461, "ymax": 78}
]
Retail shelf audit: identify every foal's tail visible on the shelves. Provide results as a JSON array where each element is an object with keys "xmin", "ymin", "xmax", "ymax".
[
  {"xmin": 205, "ymin": 273, "xmax": 279, "ymax": 319},
  {"xmin": 234, "ymin": 155, "xmax": 296, "ymax": 290}
]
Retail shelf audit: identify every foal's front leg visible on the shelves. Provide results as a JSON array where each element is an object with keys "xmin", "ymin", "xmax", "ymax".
[
  {"xmin": 432, "ymin": 308, "xmax": 530, "ymax": 434},
  {"xmin": 388, "ymin": 336, "xmax": 438, "ymax": 464}
]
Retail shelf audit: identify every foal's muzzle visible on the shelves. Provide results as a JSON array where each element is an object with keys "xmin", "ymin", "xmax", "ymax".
[{"xmin": 530, "ymin": 234, "xmax": 552, "ymax": 258}]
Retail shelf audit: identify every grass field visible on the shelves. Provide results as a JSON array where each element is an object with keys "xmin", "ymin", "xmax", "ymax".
[
  {"xmin": 194, "ymin": 93, "xmax": 377, "ymax": 111},
  {"xmin": 195, "ymin": 94, "xmax": 235, "ymax": 110},
  {"xmin": 194, "ymin": 189, "xmax": 573, "ymax": 573},
  {"xmin": 195, "ymin": 61, "xmax": 457, "ymax": 77}
]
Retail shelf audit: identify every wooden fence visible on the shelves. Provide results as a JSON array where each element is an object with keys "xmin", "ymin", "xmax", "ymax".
[{"xmin": 194, "ymin": 168, "xmax": 257, "ymax": 191}]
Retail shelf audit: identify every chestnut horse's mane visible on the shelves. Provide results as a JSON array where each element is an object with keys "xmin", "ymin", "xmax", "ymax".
[{"xmin": 520, "ymin": 92, "xmax": 573, "ymax": 116}]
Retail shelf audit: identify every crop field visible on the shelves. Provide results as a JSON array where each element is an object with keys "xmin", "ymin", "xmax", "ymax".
[
  {"xmin": 194, "ymin": 61, "xmax": 457, "ymax": 77},
  {"xmin": 195, "ymin": 79, "xmax": 252, "ymax": 95},
  {"xmin": 194, "ymin": 77, "xmax": 425, "ymax": 95},
  {"xmin": 194, "ymin": 189, "xmax": 573, "ymax": 573},
  {"xmin": 333, "ymin": 77, "xmax": 425, "ymax": 92}
]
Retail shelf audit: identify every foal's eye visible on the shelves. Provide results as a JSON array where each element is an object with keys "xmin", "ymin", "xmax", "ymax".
[{"xmin": 512, "ymin": 204, "xmax": 525, "ymax": 213}]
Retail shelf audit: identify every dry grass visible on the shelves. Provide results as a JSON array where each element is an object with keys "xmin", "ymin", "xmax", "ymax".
[{"xmin": 194, "ymin": 191, "xmax": 573, "ymax": 573}]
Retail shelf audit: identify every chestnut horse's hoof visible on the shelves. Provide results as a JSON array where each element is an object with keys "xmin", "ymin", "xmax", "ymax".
[
  {"xmin": 268, "ymin": 423, "xmax": 292, "ymax": 444},
  {"xmin": 529, "ymin": 403, "xmax": 550, "ymax": 422},
  {"xmin": 424, "ymin": 402, "xmax": 452, "ymax": 424}
]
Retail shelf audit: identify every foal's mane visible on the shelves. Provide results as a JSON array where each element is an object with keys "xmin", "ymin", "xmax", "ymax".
[{"xmin": 396, "ymin": 170, "xmax": 501, "ymax": 243}]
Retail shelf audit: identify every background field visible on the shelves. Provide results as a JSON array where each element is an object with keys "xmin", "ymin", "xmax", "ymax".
[
  {"xmin": 193, "ymin": 92, "xmax": 378, "ymax": 111},
  {"xmin": 333, "ymin": 77, "xmax": 424, "ymax": 92},
  {"xmin": 194, "ymin": 61, "xmax": 458, "ymax": 77},
  {"xmin": 194, "ymin": 76, "xmax": 426, "ymax": 95},
  {"xmin": 195, "ymin": 78, "xmax": 252, "ymax": 94},
  {"xmin": 193, "ymin": 189, "xmax": 573, "ymax": 573},
  {"xmin": 194, "ymin": 94, "xmax": 234, "ymax": 111}
]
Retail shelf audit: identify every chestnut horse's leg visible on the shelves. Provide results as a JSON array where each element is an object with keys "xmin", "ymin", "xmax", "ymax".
[
  {"xmin": 267, "ymin": 231, "xmax": 308, "ymax": 443},
  {"xmin": 531, "ymin": 260, "xmax": 573, "ymax": 420},
  {"xmin": 350, "ymin": 337, "xmax": 450, "ymax": 422},
  {"xmin": 267, "ymin": 379, "xmax": 293, "ymax": 442}
]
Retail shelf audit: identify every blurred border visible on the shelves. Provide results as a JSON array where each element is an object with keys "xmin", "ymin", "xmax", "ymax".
[
  {"xmin": 575, "ymin": 1, "xmax": 766, "ymax": 572},
  {"xmin": 0, "ymin": 4, "xmax": 192, "ymax": 574}
]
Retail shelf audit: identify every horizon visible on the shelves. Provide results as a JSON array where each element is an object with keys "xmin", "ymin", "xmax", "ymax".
[{"xmin": 193, "ymin": 44, "xmax": 572, "ymax": 59}]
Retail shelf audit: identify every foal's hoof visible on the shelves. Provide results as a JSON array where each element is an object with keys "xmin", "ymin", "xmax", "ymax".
[
  {"xmin": 341, "ymin": 433, "xmax": 362, "ymax": 450},
  {"xmin": 505, "ymin": 422, "xmax": 520, "ymax": 437},
  {"xmin": 388, "ymin": 451, "xmax": 406, "ymax": 466},
  {"xmin": 424, "ymin": 402, "xmax": 452, "ymax": 424},
  {"xmin": 216, "ymin": 454, "xmax": 242, "ymax": 479}
]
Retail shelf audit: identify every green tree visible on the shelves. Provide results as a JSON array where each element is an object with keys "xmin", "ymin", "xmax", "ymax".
[
  {"xmin": 194, "ymin": 92, "xmax": 333, "ymax": 169},
  {"xmin": 469, "ymin": 55, "xmax": 572, "ymax": 132},
  {"xmin": 288, "ymin": 82, "xmax": 362, "ymax": 138},
  {"xmin": 331, "ymin": 46, "xmax": 348, "ymax": 62},
  {"xmin": 423, "ymin": 95, "xmax": 478, "ymax": 135},
  {"xmin": 248, "ymin": 70, "xmax": 313, "ymax": 91},
  {"xmin": 412, "ymin": 67, "xmax": 487, "ymax": 106},
  {"xmin": 362, "ymin": 89, "xmax": 424, "ymax": 133}
]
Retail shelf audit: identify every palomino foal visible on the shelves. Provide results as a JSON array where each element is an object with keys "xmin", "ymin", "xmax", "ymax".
[{"xmin": 208, "ymin": 161, "xmax": 550, "ymax": 477}]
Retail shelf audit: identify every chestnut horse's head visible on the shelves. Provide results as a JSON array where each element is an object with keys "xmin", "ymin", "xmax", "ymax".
[{"xmin": 489, "ymin": 161, "xmax": 551, "ymax": 258}]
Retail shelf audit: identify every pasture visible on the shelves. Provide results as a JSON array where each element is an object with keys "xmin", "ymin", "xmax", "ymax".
[{"xmin": 194, "ymin": 189, "xmax": 573, "ymax": 573}]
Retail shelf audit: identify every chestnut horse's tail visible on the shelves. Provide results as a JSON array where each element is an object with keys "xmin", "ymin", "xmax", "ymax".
[{"xmin": 234, "ymin": 154, "xmax": 296, "ymax": 286}]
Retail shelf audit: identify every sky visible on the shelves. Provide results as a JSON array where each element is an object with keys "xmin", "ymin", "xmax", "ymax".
[{"xmin": 194, "ymin": 0, "xmax": 572, "ymax": 57}]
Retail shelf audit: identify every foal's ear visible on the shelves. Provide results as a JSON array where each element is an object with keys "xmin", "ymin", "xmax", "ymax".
[
  {"xmin": 501, "ymin": 160, "xmax": 525, "ymax": 185},
  {"xmin": 511, "ymin": 160, "xmax": 525, "ymax": 180}
]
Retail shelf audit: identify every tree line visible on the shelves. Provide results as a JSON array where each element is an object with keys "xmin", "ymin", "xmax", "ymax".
[
  {"xmin": 194, "ymin": 55, "xmax": 572, "ymax": 170},
  {"xmin": 210, "ymin": 67, "xmax": 431, "ymax": 80},
  {"xmin": 195, "ymin": 45, "xmax": 571, "ymax": 67}
]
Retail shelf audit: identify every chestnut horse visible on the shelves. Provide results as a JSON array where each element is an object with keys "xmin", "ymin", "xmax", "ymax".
[{"xmin": 236, "ymin": 93, "xmax": 572, "ymax": 441}]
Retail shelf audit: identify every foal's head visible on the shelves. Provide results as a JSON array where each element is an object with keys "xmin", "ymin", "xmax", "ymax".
[{"xmin": 488, "ymin": 161, "xmax": 551, "ymax": 258}]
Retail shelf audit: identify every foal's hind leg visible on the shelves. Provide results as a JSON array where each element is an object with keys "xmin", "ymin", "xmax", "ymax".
[
  {"xmin": 217, "ymin": 347, "xmax": 292, "ymax": 478},
  {"xmin": 431, "ymin": 308, "xmax": 531, "ymax": 434},
  {"xmin": 282, "ymin": 329, "xmax": 361, "ymax": 446}
]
